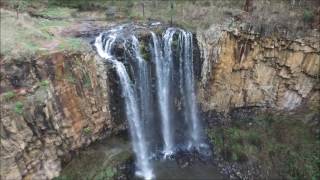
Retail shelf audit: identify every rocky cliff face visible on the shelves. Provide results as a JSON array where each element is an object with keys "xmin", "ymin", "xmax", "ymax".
[
  {"xmin": 0, "ymin": 52, "xmax": 125, "ymax": 179},
  {"xmin": 1, "ymin": 25, "xmax": 319, "ymax": 180},
  {"xmin": 197, "ymin": 28, "xmax": 319, "ymax": 113}
]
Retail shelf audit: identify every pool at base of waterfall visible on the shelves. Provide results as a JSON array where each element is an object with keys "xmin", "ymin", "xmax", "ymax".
[
  {"xmin": 56, "ymin": 136, "xmax": 226, "ymax": 180},
  {"xmin": 150, "ymin": 159, "xmax": 226, "ymax": 180}
]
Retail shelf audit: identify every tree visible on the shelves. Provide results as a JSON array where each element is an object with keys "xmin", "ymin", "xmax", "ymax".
[
  {"xmin": 141, "ymin": 1, "xmax": 145, "ymax": 18},
  {"xmin": 9, "ymin": 0, "xmax": 28, "ymax": 19},
  {"xmin": 170, "ymin": 0, "xmax": 174, "ymax": 25},
  {"xmin": 243, "ymin": 0, "xmax": 253, "ymax": 13}
]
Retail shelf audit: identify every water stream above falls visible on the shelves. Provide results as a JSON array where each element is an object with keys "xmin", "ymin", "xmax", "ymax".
[{"xmin": 94, "ymin": 23, "xmax": 212, "ymax": 179}]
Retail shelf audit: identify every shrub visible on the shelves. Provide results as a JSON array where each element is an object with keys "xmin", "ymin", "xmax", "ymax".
[
  {"xmin": 39, "ymin": 80, "xmax": 50, "ymax": 88},
  {"xmin": 303, "ymin": 10, "xmax": 314, "ymax": 23},
  {"xmin": 83, "ymin": 127, "xmax": 92, "ymax": 135},
  {"xmin": 3, "ymin": 91, "xmax": 16, "ymax": 101},
  {"xmin": 66, "ymin": 74, "xmax": 76, "ymax": 84},
  {"xmin": 95, "ymin": 167, "xmax": 116, "ymax": 180},
  {"xmin": 14, "ymin": 101, "xmax": 24, "ymax": 114},
  {"xmin": 83, "ymin": 73, "xmax": 91, "ymax": 88},
  {"xmin": 140, "ymin": 43, "xmax": 151, "ymax": 61}
]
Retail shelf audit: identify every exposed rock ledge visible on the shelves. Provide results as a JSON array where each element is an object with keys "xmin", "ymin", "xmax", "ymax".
[
  {"xmin": 197, "ymin": 28, "xmax": 319, "ymax": 112},
  {"xmin": 0, "ymin": 52, "xmax": 125, "ymax": 179}
]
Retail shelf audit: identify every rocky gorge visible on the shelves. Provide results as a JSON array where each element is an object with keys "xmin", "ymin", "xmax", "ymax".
[{"xmin": 1, "ymin": 1, "xmax": 320, "ymax": 180}]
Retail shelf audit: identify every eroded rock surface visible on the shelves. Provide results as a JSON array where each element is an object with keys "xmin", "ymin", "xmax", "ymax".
[
  {"xmin": 197, "ymin": 30, "xmax": 319, "ymax": 112},
  {"xmin": 0, "ymin": 52, "xmax": 125, "ymax": 179}
]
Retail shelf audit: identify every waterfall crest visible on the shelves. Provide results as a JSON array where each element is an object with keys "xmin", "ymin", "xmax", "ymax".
[
  {"xmin": 95, "ymin": 24, "xmax": 207, "ymax": 179},
  {"xmin": 95, "ymin": 27, "xmax": 154, "ymax": 180}
]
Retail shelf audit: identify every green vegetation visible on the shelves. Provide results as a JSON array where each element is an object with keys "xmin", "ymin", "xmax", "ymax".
[
  {"xmin": 207, "ymin": 113, "xmax": 320, "ymax": 180},
  {"xmin": 94, "ymin": 167, "xmax": 116, "ymax": 180},
  {"xmin": 303, "ymin": 9, "xmax": 314, "ymax": 23},
  {"xmin": 52, "ymin": 176, "xmax": 70, "ymax": 180},
  {"xmin": 83, "ymin": 73, "xmax": 92, "ymax": 88},
  {"xmin": 65, "ymin": 73, "xmax": 76, "ymax": 84},
  {"xmin": 140, "ymin": 42, "xmax": 151, "ymax": 61},
  {"xmin": 38, "ymin": 6, "xmax": 76, "ymax": 18},
  {"xmin": 3, "ymin": 91, "xmax": 16, "ymax": 101},
  {"xmin": 208, "ymin": 127, "xmax": 261, "ymax": 162},
  {"xmin": 56, "ymin": 137, "xmax": 132, "ymax": 180},
  {"xmin": 83, "ymin": 127, "xmax": 92, "ymax": 135},
  {"xmin": 5, "ymin": 0, "xmax": 29, "ymax": 18},
  {"xmin": 0, "ymin": 6, "xmax": 86, "ymax": 59},
  {"xmin": 1, "ymin": 0, "xmax": 317, "ymax": 59},
  {"xmin": 171, "ymin": 35, "xmax": 179, "ymax": 51},
  {"xmin": 39, "ymin": 79, "xmax": 50, "ymax": 88},
  {"xmin": 54, "ymin": 168, "xmax": 118, "ymax": 180},
  {"xmin": 58, "ymin": 38, "xmax": 86, "ymax": 51},
  {"xmin": 14, "ymin": 101, "xmax": 24, "ymax": 114}
]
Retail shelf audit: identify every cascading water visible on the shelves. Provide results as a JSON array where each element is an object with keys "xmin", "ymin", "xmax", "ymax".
[
  {"xmin": 94, "ymin": 24, "xmax": 207, "ymax": 179},
  {"xmin": 153, "ymin": 29, "xmax": 176, "ymax": 157},
  {"xmin": 178, "ymin": 30, "xmax": 203, "ymax": 150},
  {"xmin": 95, "ymin": 28, "xmax": 154, "ymax": 180}
]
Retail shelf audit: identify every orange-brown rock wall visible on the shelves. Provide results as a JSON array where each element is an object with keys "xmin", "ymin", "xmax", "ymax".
[
  {"xmin": 197, "ymin": 31, "xmax": 319, "ymax": 112},
  {"xmin": 0, "ymin": 52, "xmax": 124, "ymax": 180}
]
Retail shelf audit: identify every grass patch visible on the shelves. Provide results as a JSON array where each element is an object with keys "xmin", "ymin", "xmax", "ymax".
[
  {"xmin": 58, "ymin": 38, "xmax": 86, "ymax": 51},
  {"xmin": 207, "ymin": 112, "xmax": 320, "ymax": 179},
  {"xmin": 0, "ymin": 8, "xmax": 85, "ymax": 59},
  {"xmin": 38, "ymin": 6, "xmax": 76, "ymax": 18},
  {"xmin": 37, "ymin": 18, "xmax": 69, "ymax": 27}
]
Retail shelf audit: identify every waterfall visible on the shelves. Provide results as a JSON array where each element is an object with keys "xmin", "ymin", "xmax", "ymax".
[
  {"xmin": 178, "ymin": 30, "xmax": 204, "ymax": 150},
  {"xmin": 94, "ymin": 24, "xmax": 207, "ymax": 179},
  {"xmin": 95, "ymin": 29, "xmax": 154, "ymax": 180},
  {"xmin": 152, "ymin": 29, "xmax": 177, "ymax": 157}
]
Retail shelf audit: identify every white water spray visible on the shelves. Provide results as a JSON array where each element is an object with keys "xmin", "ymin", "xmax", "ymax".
[{"xmin": 95, "ymin": 28, "xmax": 154, "ymax": 180}]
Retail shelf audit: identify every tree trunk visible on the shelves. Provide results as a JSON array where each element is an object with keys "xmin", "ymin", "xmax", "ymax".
[
  {"xmin": 142, "ymin": 3, "xmax": 145, "ymax": 17},
  {"xmin": 244, "ymin": 0, "xmax": 253, "ymax": 13}
]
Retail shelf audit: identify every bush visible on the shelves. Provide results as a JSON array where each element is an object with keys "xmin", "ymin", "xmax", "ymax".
[
  {"xmin": 139, "ymin": 42, "xmax": 151, "ymax": 61},
  {"xmin": 14, "ymin": 101, "xmax": 24, "ymax": 114},
  {"xmin": 39, "ymin": 80, "xmax": 50, "ymax": 88},
  {"xmin": 66, "ymin": 74, "xmax": 76, "ymax": 84},
  {"xmin": 303, "ymin": 10, "xmax": 314, "ymax": 23},
  {"xmin": 83, "ymin": 73, "xmax": 91, "ymax": 88},
  {"xmin": 83, "ymin": 127, "xmax": 92, "ymax": 135},
  {"xmin": 95, "ymin": 167, "xmax": 116, "ymax": 180},
  {"xmin": 3, "ymin": 91, "xmax": 16, "ymax": 101}
]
